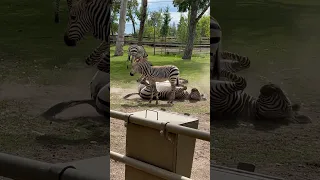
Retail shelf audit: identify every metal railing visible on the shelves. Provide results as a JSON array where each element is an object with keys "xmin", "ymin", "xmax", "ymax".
[
  {"xmin": 110, "ymin": 110, "xmax": 210, "ymax": 142},
  {"xmin": 0, "ymin": 153, "xmax": 106, "ymax": 180},
  {"xmin": 109, "ymin": 110, "xmax": 210, "ymax": 180}
]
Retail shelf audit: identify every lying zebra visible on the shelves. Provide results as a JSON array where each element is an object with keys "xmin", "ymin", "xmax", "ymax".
[
  {"xmin": 211, "ymin": 69, "xmax": 311, "ymax": 123},
  {"xmin": 123, "ymin": 79, "xmax": 206, "ymax": 102},
  {"xmin": 219, "ymin": 51, "xmax": 251, "ymax": 73},
  {"xmin": 129, "ymin": 57, "xmax": 185, "ymax": 104},
  {"xmin": 41, "ymin": 70, "xmax": 109, "ymax": 119}
]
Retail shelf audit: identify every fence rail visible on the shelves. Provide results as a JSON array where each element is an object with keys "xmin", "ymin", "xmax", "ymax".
[
  {"xmin": 0, "ymin": 153, "xmax": 106, "ymax": 180},
  {"xmin": 110, "ymin": 110, "xmax": 210, "ymax": 141}
]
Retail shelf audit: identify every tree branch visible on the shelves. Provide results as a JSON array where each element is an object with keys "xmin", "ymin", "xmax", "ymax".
[{"xmin": 195, "ymin": 3, "xmax": 209, "ymax": 22}]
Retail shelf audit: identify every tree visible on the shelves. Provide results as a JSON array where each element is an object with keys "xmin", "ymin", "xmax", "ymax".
[
  {"xmin": 169, "ymin": 22, "xmax": 177, "ymax": 37},
  {"xmin": 177, "ymin": 14, "xmax": 188, "ymax": 44},
  {"xmin": 111, "ymin": 0, "xmax": 121, "ymax": 35},
  {"xmin": 173, "ymin": 0, "xmax": 210, "ymax": 60},
  {"xmin": 126, "ymin": 0, "xmax": 138, "ymax": 35},
  {"xmin": 138, "ymin": 0, "xmax": 148, "ymax": 45},
  {"xmin": 160, "ymin": 6, "xmax": 171, "ymax": 37},
  {"xmin": 114, "ymin": 0, "xmax": 128, "ymax": 56}
]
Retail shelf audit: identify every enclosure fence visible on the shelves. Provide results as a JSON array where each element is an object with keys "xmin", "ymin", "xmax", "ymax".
[
  {"xmin": 0, "ymin": 110, "xmax": 210, "ymax": 180},
  {"xmin": 110, "ymin": 36, "xmax": 210, "ymax": 56}
]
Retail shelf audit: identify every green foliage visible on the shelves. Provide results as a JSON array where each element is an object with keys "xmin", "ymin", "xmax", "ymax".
[
  {"xmin": 195, "ymin": 15, "xmax": 210, "ymax": 40},
  {"xmin": 160, "ymin": 6, "xmax": 171, "ymax": 37},
  {"xmin": 173, "ymin": 0, "xmax": 209, "ymax": 13},
  {"xmin": 169, "ymin": 22, "xmax": 177, "ymax": 37},
  {"xmin": 177, "ymin": 14, "xmax": 188, "ymax": 43}
]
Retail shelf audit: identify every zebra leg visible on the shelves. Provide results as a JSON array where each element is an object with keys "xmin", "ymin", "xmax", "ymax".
[
  {"xmin": 168, "ymin": 82, "xmax": 176, "ymax": 104},
  {"xmin": 148, "ymin": 83, "xmax": 155, "ymax": 104}
]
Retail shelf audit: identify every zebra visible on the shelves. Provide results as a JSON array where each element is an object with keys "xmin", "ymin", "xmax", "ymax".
[
  {"xmin": 123, "ymin": 79, "xmax": 206, "ymax": 101},
  {"xmin": 210, "ymin": 16, "xmax": 222, "ymax": 80},
  {"xmin": 54, "ymin": 0, "xmax": 73, "ymax": 23},
  {"xmin": 211, "ymin": 70, "xmax": 310, "ymax": 122},
  {"xmin": 219, "ymin": 51, "xmax": 251, "ymax": 73},
  {"xmin": 129, "ymin": 57, "xmax": 183, "ymax": 104},
  {"xmin": 63, "ymin": 0, "xmax": 111, "ymax": 73},
  {"xmin": 41, "ymin": 70, "xmax": 110, "ymax": 119},
  {"xmin": 127, "ymin": 44, "xmax": 148, "ymax": 67}
]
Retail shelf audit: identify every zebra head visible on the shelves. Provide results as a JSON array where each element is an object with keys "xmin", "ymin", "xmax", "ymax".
[
  {"xmin": 64, "ymin": 0, "xmax": 93, "ymax": 46},
  {"xmin": 258, "ymin": 83, "xmax": 293, "ymax": 119}
]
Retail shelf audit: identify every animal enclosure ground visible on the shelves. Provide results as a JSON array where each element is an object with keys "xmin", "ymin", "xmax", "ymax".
[
  {"xmin": 110, "ymin": 50, "xmax": 210, "ymax": 179},
  {"xmin": 0, "ymin": 0, "xmax": 108, "ymax": 177}
]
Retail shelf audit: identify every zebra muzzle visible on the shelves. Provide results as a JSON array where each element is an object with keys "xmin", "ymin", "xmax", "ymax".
[
  {"xmin": 64, "ymin": 34, "xmax": 77, "ymax": 47},
  {"xmin": 130, "ymin": 72, "xmax": 134, "ymax": 76}
]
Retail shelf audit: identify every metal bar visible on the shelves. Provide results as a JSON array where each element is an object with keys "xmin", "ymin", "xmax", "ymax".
[
  {"xmin": 110, "ymin": 110, "xmax": 210, "ymax": 141},
  {"xmin": 211, "ymin": 164, "xmax": 284, "ymax": 180},
  {"xmin": 110, "ymin": 151, "xmax": 192, "ymax": 180},
  {"xmin": 0, "ymin": 153, "xmax": 107, "ymax": 180}
]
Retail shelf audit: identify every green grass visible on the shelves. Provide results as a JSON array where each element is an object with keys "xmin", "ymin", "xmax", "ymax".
[{"xmin": 110, "ymin": 45, "xmax": 210, "ymax": 88}]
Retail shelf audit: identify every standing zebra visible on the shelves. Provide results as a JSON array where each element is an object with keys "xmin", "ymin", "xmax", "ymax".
[
  {"xmin": 129, "ymin": 57, "xmax": 183, "ymax": 104},
  {"xmin": 64, "ymin": 0, "xmax": 111, "ymax": 73},
  {"xmin": 210, "ymin": 16, "xmax": 222, "ymax": 80},
  {"xmin": 211, "ymin": 70, "xmax": 309, "ymax": 122},
  {"xmin": 127, "ymin": 44, "xmax": 148, "ymax": 64},
  {"xmin": 54, "ymin": 0, "xmax": 73, "ymax": 23}
]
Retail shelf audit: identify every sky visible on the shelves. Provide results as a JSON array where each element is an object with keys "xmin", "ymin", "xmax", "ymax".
[{"xmin": 123, "ymin": 0, "xmax": 210, "ymax": 34}]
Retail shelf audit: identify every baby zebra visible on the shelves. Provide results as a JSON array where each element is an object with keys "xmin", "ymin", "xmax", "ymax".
[
  {"xmin": 129, "ymin": 57, "xmax": 183, "ymax": 104},
  {"xmin": 123, "ymin": 79, "xmax": 206, "ymax": 102}
]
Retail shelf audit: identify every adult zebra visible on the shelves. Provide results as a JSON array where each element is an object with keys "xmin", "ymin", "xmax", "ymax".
[
  {"xmin": 127, "ymin": 44, "xmax": 148, "ymax": 64},
  {"xmin": 63, "ymin": 0, "xmax": 111, "ymax": 73},
  {"xmin": 211, "ymin": 70, "xmax": 310, "ymax": 122},
  {"xmin": 219, "ymin": 51, "xmax": 251, "ymax": 73},
  {"xmin": 210, "ymin": 16, "xmax": 222, "ymax": 80},
  {"xmin": 54, "ymin": 0, "xmax": 73, "ymax": 23},
  {"xmin": 129, "ymin": 57, "xmax": 184, "ymax": 104}
]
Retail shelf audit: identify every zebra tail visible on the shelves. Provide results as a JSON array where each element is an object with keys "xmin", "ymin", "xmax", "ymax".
[
  {"xmin": 41, "ymin": 99, "xmax": 95, "ymax": 119},
  {"xmin": 123, "ymin": 93, "xmax": 140, "ymax": 99}
]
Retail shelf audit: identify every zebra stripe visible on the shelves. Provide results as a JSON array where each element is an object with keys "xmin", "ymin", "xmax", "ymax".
[
  {"xmin": 211, "ymin": 70, "xmax": 298, "ymax": 121},
  {"xmin": 129, "ymin": 58, "xmax": 182, "ymax": 104},
  {"xmin": 64, "ymin": 0, "xmax": 111, "ymax": 72},
  {"xmin": 54, "ymin": 0, "xmax": 73, "ymax": 23},
  {"xmin": 220, "ymin": 51, "xmax": 251, "ymax": 71},
  {"xmin": 90, "ymin": 70, "xmax": 109, "ymax": 117},
  {"xmin": 128, "ymin": 44, "xmax": 148, "ymax": 63},
  {"xmin": 210, "ymin": 16, "xmax": 222, "ymax": 80}
]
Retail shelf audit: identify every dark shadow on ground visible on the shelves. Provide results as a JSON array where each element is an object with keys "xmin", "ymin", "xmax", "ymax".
[
  {"xmin": 211, "ymin": 113, "xmax": 312, "ymax": 132},
  {"xmin": 36, "ymin": 116, "xmax": 109, "ymax": 146}
]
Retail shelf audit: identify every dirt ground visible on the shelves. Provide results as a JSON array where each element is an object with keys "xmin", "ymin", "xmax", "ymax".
[
  {"xmin": 0, "ymin": 68, "xmax": 109, "ymax": 164},
  {"xmin": 0, "ymin": 66, "xmax": 210, "ymax": 179},
  {"xmin": 109, "ymin": 84, "xmax": 210, "ymax": 180}
]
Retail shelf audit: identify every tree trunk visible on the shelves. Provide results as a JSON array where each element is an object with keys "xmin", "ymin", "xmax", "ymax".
[
  {"xmin": 182, "ymin": 1, "xmax": 198, "ymax": 60},
  {"xmin": 138, "ymin": 0, "xmax": 148, "ymax": 45},
  {"xmin": 129, "ymin": 15, "xmax": 136, "ymax": 35},
  {"xmin": 114, "ymin": 0, "xmax": 128, "ymax": 56}
]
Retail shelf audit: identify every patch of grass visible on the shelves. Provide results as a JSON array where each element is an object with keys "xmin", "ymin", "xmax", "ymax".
[{"xmin": 110, "ymin": 45, "xmax": 210, "ymax": 87}]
